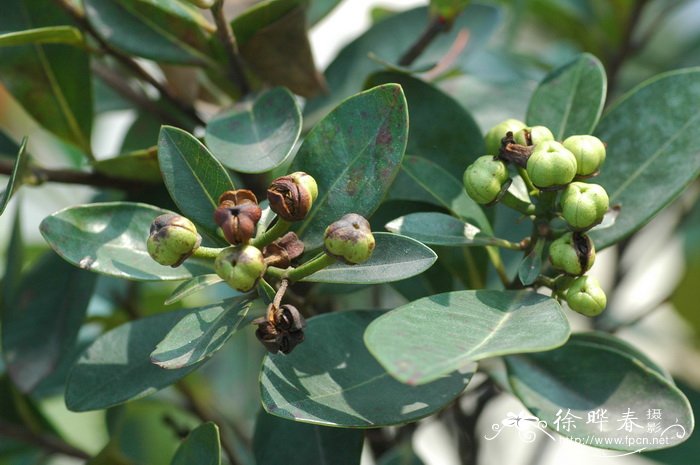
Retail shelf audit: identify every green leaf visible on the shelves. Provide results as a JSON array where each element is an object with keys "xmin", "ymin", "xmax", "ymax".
[
  {"xmin": 518, "ymin": 237, "xmax": 545, "ymax": 286},
  {"xmin": 172, "ymin": 422, "xmax": 220, "ymax": 465},
  {"xmin": 378, "ymin": 442, "xmax": 425, "ymax": 465},
  {"xmin": 385, "ymin": 212, "xmax": 509, "ymax": 247},
  {"xmin": 262, "ymin": 310, "xmax": 474, "ymax": 427},
  {"xmin": 150, "ymin": 298, "xmax": 254, "ymax": 369},
  {"xmin": 591, "ymin": 68, "xmax": 700, "ymax": 249},
  {"xmin": 93, "ymin": 150, "xmax": 162, "ymax": 183},
  {"xmin": 0, "ymin": 26, "xmax": 84, "ymax": 47},
  {"xmin": 84, "ymin": 0, "xmax": 215, "ymax": 65},
  {"xmin": 254, "ymin": 411, "xmax": 363, "ymax": 465},
  {"xmin": 526, "ymin": 53, "xmax": 606, "ymax": 139},
  {"xmin": 308, "ymin": 0, "xmax": 343, "ymax": 25},
  {"xmin": 40, "ymin": 202, "xmax": 212, "ymax": 281},
  {"xmin": 205, "ymin": 87, "xmax": 301, "ymax": 173},
  {"xmin": 2, "ymin": 252, "xmax": 96, "ymax": 393},
  {"xmin": 164, "ymin": 274, "xmax": 224, "ymax": 305},
  {"xmin": 301, "ymin": 233, "xmax": 436, "ymax": 284},
  {"xmin": 430, "ymin": 0, "xmax": 470, "ymax": 20},
  {"xmin": 158, "ymin": 126, "xmax": 235, "ymax": 239},
  {"xmin": 0, "ymin": 137, "xmax": 29, "ymax": 217},
  {"xmin": 364, "ymin": 290, "xmax": 570, "ymax": 385},
  {"xmin": 0, "ymin": 0, "xmax": 92, "ymax": 152},
  {"xmin": 65, "ymin": 310, "xmax": 203, "ymax": 412},
  {"xmin": 1, "ymin": 205, "xmax": 23, "ymax": 312},
  {"xmin": 292, "ymin": 84, "xmax": 408, "ymax": 248},
  {"xmin": 505, "ymin": 333, "xmax": 694, "ymax": 451}
]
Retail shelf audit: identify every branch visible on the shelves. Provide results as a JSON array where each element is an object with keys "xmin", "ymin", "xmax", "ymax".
[
  {"xmin": 211, "ymin": 0, "xmax": 250, "ymax": 95},
  {"xmin": 0, "ymin": 420, "xmax": 91, "ymax": 461},
  {"xmin": 606, "ymin": 0, "xmax": 649, "ymax": 98},
  {"xmin": 398, "ymin": 16, "xmax": 450, "ymax": 67}
]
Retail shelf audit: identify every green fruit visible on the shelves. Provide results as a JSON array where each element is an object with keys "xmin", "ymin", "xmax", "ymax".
[
  {"xmin": 324, "ymin": 213, "xmax": 375, "ymax": 265},
  {"xmin": 215, "ymin": 245, "xmax": 265, "ymax": 292},
  {"xmin": 147, "ymin": 214, "xmax": 201, "ymax": 267},
  {"xmin": 549, "ymin": 232, "xmax": 595, "ymax": 275},
  {"xmin": 267, "ymin": 171, "xmax": 319, "ymax": 222},
  {"xmin": 484, "ymin": 118, "xmax": 526, "ymax": 156},
  {"xmin": 566, "ymin": 275, "xmax": 607, "ymax": 316},
  {"xmin": 562, "ymin": 135, "xmax": 606, "ymax": 177},
  {"xmin": 560, "ymin": 182, "xmax": 609, "ymax": 230},
  {"xmin": 526, "ymin": 141, "xmax": 577, "ymax": 189},
  {"xmin": 463, "ymin": 155, "xmax": 510, "ymax": 204},
  {"xmin": 513, "ymin": 126, "xmax": 554, "ymax": 146}
]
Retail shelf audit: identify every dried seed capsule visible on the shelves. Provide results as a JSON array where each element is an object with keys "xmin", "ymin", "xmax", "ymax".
[
  {"xmin": 560, "ymin": 182, "xmax": 609, "ymax": 230},
  {"xmin": 214, "ymin": 189, "xmax": 262, "ymax": 245},
  {"xmin": 526, "ymin": 141, "xmax": 578, "ymax": 189},
  {"xmin": 549, "ymin": 232, "xmax": 595, "ymax": 276},
  {"xmin": 267, "ymin": 172, "xmax": 318, "ymax": 222},
  {"xmin": 324, "ymin": 213, "xmax": 375, "ymax": 265},
  {"xmin": 484, "ymin": 119, "xmax": 526, "ymax": 156},
  {"xmin": 513, "ymin": 126, "xmax": 554, "ymax": 147},
  {"xmin": 566, "ymin": 275, "xmax": 607, "ymax": 316},
  {"xmin": 147, "ymin": 214, "xmax": 201, "ymax": 267},
  {"xmin": 214, "ymin": 245, "xmax": 265, "ymax": 292},
  {"xmin": 262, "ymin": 232, "xmax": 305, "ymax": 268},
  {"xmin": 463, "ymin": 155, "xmax": 510, "ymax": 205},
  {"xmin": 254, "ymin": 304, "xmax": 306, "ymax": 354},
  {"xmin": 562, "ymin": 135, "xmax": 606, "ymax": 177}
]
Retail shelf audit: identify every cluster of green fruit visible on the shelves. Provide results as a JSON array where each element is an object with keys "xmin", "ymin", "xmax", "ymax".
[{"xmin": 463, "ymin": 119, "xmax": 610, "ymax": 317}]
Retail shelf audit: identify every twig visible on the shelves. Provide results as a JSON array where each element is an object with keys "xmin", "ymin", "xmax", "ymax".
[
  {"xmin": 211, "ymin": 0, "xmax": 250, "ymax": 95},
  {"xmin": 0, "ymin": 420, "xmax": 91, "ymax": 461},
  {"xmin": 606, "ymin": 0, "xmax": 649, "ymax": 99},
  {"xmin": 398, "ymin": 16, "xmax": 450, "ymax": 67}
]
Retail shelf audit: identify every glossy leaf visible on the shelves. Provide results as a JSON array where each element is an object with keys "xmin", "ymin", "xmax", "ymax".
[
  {"xmin": 150, "ymin": 298, "xmax": 254, "ymax": 369},
  {"xmin": 164, "ymin": 274, "xmax": 225, "ymax": 305},
  {"xmin": 205, "ymin": 87, "xmax": 301, "ymax": 173},
  {"xmin": 84, "ymin": 0, "xmax": 214, "ymax": 65},
  {"xmin": 261, "ymin": 311, "xmax": 474, "ymax": 427},
  {"xmin": 93, "ymin": 150, "xmax": 162, "ymax": 183},
  {"xmin": 2, "ymin": 252, "xmax": 96, "ymax": 393},
  {"xmin": 40, "ymin": 202, "xmax": 212, "ymax": 281},
  {"xmin": 158, "ymin": 126, "xmax": 235, "ymax": 239},
  {"xmin": 172, "ymin": 422, "xmax": 220, "ymax": 465},
  {"xmin": 0, "ymin": 26, "xmax": 83, "ymax": 47},
  {"xmin": 591, "ymin": 68, "xmax": 700, "ymax": 249},
  {"xmin": 302, "ymin": 233, "xmax": 436, "ymax": 284},
  {"xmin": 0, "ymin": 0, "xmax": 92, "ymax": 152},
  {"xmin": 292, "ymin": 84, "xmax": 408, "ymax": 248},
  {"xmin": 526, "ymin": 53, "xmax": 606, "ymax": 139},
  {"xmin": 364, "ymin": 290, "xmax": 570, "ymax": 385},
  {"xmin": 254, "ymin": 411, "xmax": 363, "ymax": 465},
  {"xmin": 65, "ymin": 310, "xmax": 203, "ymax": 411},
  {"xmin": 518, "ymin": 237, "xmax": 545, "ymax": 286},
  {"xmin": 0, "ymin": 137, "xmax": 28, "ymax": 217},
  {"xmin": 506, "ymin": 333, "xmax": 694, "ymax": 451},
  {"xmin": 385, "ymin": 212, "xmax": 506, "ymax": 247}
]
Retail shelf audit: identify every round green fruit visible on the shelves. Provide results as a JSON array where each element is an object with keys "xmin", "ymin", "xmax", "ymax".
[
  {"xmin": 566, "ymin": 275, "xmax": 607, "ymax": 316},
  {"xmin": 147, "ymin": 214, "xmax": 201, "ymax": 267},
  {"xmin": 324, "ymin": 213, "xmax": 375, "ymax": 265},
  {"xmin": 562, "ymin": 135, "xmax": 606, "ymax": 177},
  {"xmin": 560, "ymin": 182, "xmax": 609, "ymax": 230},
  {"xmin": 484, "ymin": 118, "xmax": 526, "ymax": 156},
  {"xmin": 526, "ymin": 141, "xmax": 577, "ymax": 189},
  {"xmin": 463, "ymin": 155, "xmax": 510, "ymax": 204},
  {"xmin": 513, "ymin": 126, "xmax": 554, "ymax": 146},
  {"xmin": 549, "ymin": 232, "xmax": 595, "ymax": 275},
  {"xmin": 215, "ymin": 245, "xmax": 265, "ymax": 292}
]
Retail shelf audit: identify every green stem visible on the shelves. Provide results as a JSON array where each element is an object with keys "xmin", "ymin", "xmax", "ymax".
[
  {"xmin": 534, "ymin": 190, "xmax": 558, "ymax": 218},
  {"xmin": 516, "ymin": 166, "xmax": 536, "ymax": 194},
  {"xmin": 266, "ymin": 253, "xmax": 337, "ymax": 282},
  {"xmin": 192, "ymin": 246, "xmax": 225, "ymax": 260},
  {"xmin": 485, "ymin": 246, "xmax": 510, "ymax": 288},
  {"xmin": 489, "ymin": 237, "xmax": 526, "ymax": 251},
  {"xmin": 252, "ymin": 219, "xmax": 291, "ymax": 248},
  {"xmin": 500, "ymin": 190, "xmax": 536, "ymax": 216}
]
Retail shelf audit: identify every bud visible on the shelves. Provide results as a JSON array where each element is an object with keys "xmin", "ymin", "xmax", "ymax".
[
  {"xmin": 513, "ymin": 126, "xmax": 554, "ymax": 146},
  {"xmin": 267, "ymin": 172, "xmax": 318, "ymax": 222},
  {"xmin": 560, "ymin": 182, "xmax": 609, "ymax": 230},
  {"xmin": 324, "ymin": 213, "xmax": 375, "ymax": 265},
  {"xmin": 214, "ymin": 245, "xmax": 265, "ymax": 292},
  {"xmin": 254, "ymin": 304, "xmax": 306, "ymax": 354},
  {"xmin": 147, "ymin": 214, "xmax": 201, "ymax": 267},
  {"xmin": 526, "ymin": 141, "xmax": 578, "ymax": 189},
  {"xmin": 484, "ymin": 118, "xmax": 526, "ymax": 156},
  {"xmin": 549, "ymin": 232, "xmax": 595, "ymax": 276},
  {"xmin": 566, "ymin": 275, "xmax": 607, "ymax": 316},
  {"xmin": 463, "ymin": 155, "xmax": 510, "ymax": 205},
  {"xmin": 262, "ymin": 232, "xmax": 305, "ymax": 268},
  {"xmin": 214, "ymin": 189, "xmax": 262, "ymax": 245},
  {"xmin": 562, "ymin": 135, "xmax": 606, "ymax": 177}
]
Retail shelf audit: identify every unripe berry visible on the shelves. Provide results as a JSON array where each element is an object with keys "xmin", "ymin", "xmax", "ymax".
[
  {"xmin": 267, "ymin": 172, "xmax": 318, "ymax": 222},
  {"xmin": 560, "ymin": 182, "xmax": 609, "ymax": 230},
  {"xmin": 214, "ymin": 245, "xmax": 265, "ymax": 292},
  {"xmin": 513, "ymin": 126, "xmax": 554, "ymax": 146},
  {"xmin": 147, "ymin": 214, "xmax": 201, "ymax": 267},
  {"xmin": 562, "ymin": 135, "xmax": 606, "ymax": 177},
  {"xmin": 549, "ymin": 232, "xmax": 595, "ymax": 276},
  {"xmin": 566, "ymin": 275, "xmax": 607, "ymax": 316},
  {"xmin": 463, "ymin": 155, "xmax": 510, "ymax": 205},
  {"xmin": 484, "ymin": 119, "xmax": 526, "ymax": 156},
  {"xmin": 526, "ymin": 141, "xmax": 577, "ymax": 189},
  {"xmin": 324, "ymin": 213, "xmax": 375, "ymax": 265}
]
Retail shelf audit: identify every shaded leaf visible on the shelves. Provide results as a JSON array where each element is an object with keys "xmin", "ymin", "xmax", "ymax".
[
  {"xmin": 518, "ymin": 237, "xmax": 545, "ymax": 286},
  {"xmin": 158, "ymin": 126, "xmax": 235, "ymax": 239},
  {"xmin": 0, "ymin": 26, "xmax": 83, "ymax": 47},
  {"xmin": 151, "ymin": 298, "xmax": 254, "ymax": 369},
  {"xmin": 84, "ymin": 0, "xmax": 215, "ymax": 65},
  {"xmin": 262, "ymin": 310, "xmax": 474, "ymax": 426},
  {"xmin": 292, "ymin": 84, "xmax": 408, "ymax": 248},
  {"xmin": 93, "ymin": 149, "xmax": 162, "ymax": 183},
  {"xmin": 591, "ymin": 68, "xmax": 700, "ymax": 249},
  {"xmin": 364, "ymin": 290, "xmax": 570, "ymax": 385},
  {"xmin": 164, "ymin": 274, "xmax": 224, "ymax": 306},
  {"xmin": 172, "ymin": 422, "xmax": 220, "ymax": 465},
  {"xmin": 0, "ymin": 137, "xmax": 29, "ymax": 217},
  {"xmin": 308, "ymin": 0, "xmax": 343, "ymax": 25},
  {"xmin": 526, "ymin": 53, "xmax": 606, "ymax": 139},
  {"xmin": 506, "ymin": 333, "xmax": 694, "ymax": 451},
  {"xmin": 378, "ymin": 442, "xmax": 425, "ymax": 465},
  {"xmin": 254, "ymin": 410, "xmax": 363, "ymax": 465},
  {"xmin": 0, "ymin": 0, "xmax": 92, "ymax": 152},
  {"xmin": 205, "ymin": 87, "xmax": 301, "ymax": 173},
  {"xmin": 302, "ymin": 233, "xmax": 436, "ymax": 284},
  {"xmin": 385, "ymin": 212, "xmax": 508, "ymax": 247},
  {"xmin": 40, "ymin": 202, "xmax": 212, "ymax": 281},
  {"xmin": 65, "ymin": 310, "xmax": 203, "ymax": 411}
]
